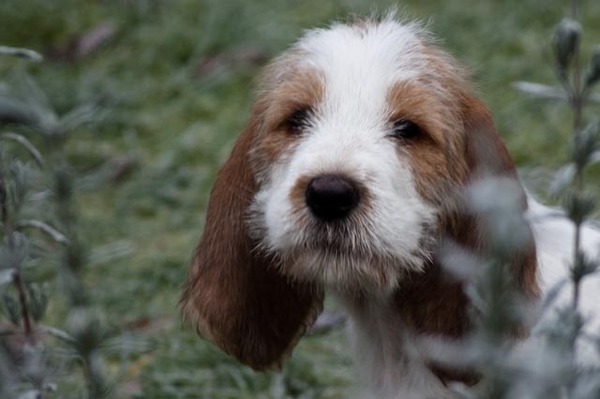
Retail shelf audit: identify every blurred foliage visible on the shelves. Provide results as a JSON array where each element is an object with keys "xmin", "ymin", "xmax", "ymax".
[
  {"xmin": 0, "ymin": 0, "xmax": 599, "ymax": 398},
  {"xmin": 0, "ymin": 47, "xmax": 153, "ymax": 398}
]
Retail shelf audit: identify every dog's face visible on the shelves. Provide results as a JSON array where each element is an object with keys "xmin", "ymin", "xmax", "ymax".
[
  {"xmin": 181, "ymin": 17, "xmax": 536, "ymax": 372},
  {"xmin": 248, "ymin": 21, "xmax": 475, "ymax": 291}
]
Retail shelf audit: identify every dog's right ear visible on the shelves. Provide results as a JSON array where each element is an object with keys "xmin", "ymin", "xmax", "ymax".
[{"xmin": 180, "ymin": 102, "xmax": 324, "ymax": 371}]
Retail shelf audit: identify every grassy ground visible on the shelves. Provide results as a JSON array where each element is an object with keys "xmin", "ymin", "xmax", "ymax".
[{"xmin": 1, "ymin": 0, "xmax": 600, "ymax": 398}]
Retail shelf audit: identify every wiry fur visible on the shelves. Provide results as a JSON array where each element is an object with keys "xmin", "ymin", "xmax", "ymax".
[
  {"xmin": 250, "ymin": 19, "xmax": 457, "ymax": 291},
  {"xmin": 181, "ymin": 15, "xmax": 600, "ymax": 399}
]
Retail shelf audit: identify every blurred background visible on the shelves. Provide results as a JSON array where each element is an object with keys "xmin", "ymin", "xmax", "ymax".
[{"xmin": 1, "ymin": 0, "xmax": 599, "ymax": 398}]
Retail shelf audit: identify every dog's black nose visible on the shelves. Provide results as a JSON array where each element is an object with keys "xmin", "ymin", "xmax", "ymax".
[{"xmin": 306, "ymin": 175, "xmax": 360, "ymax": 221}]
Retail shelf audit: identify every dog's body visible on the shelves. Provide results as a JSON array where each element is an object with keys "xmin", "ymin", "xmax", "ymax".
[
  {"xmin": 181, "ymin": 16, "xmax": 600, "ymax": 398},
  {"xmin": 529, "ymin": 200, "xmax": 600, "ymax": 367}
]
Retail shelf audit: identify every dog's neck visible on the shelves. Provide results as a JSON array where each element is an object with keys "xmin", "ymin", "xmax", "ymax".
[{"xmin": 334, "ymin": 263, "xmax": 474, "ymax": 398}]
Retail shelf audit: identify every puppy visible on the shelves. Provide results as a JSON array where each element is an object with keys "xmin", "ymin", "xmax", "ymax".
[{"xmin": 181, "ymin": 15, "xmax": 600, "ymax": 399}]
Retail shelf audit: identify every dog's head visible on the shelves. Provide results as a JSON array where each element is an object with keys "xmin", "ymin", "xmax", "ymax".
[{"xmin": 181, "ymin": 17, "xmax": 537, "ymax": 371}]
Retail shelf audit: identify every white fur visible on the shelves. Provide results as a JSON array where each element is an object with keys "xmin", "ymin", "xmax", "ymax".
[
  {"xmin": 250, "ymin": 18, "xmax": 600, "ymax": 399},
  {"xmin": 297, "ymin": 20, "xmax": 429, "ymax": 97},
  {"xmin": 341, "ymin": 293, "xmax": 455, "ymax": 399},
  {"xmin": 253, "ymin": 20, "xmax": 437, "ymax": 291},
  {"xmin": 337, "ymin": 199, "xmax": 600, "ymax": 399},
  {"xmin": 528, "ymin": 198, "xmax": 600, "ymax": 366}
]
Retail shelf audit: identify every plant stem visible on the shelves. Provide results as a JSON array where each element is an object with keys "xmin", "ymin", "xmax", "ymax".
[
  {"xmin": 0, "ymin": 171, "xmax": 7, "ymax": 225},
  {"xmin": 569, "ymin": 0, "xmax": 584, "ymax": 311},
  {"xmin": 13, "ymin": 271, "xmax": 34, "ymax": 341},
  {"xmin": 82, "ymin": 354, "xmax": 107, "ymax": 399},
  {"xmin": 7, "ymin": 238, "xmax": 33, "ymax": 340},
  {"xmin": 571, "ymin": 0, "xmax": 579, "ymax": 20},
  {"xmin": 1, "ymin": 166, "xmax": 35, "ymax": 342}
]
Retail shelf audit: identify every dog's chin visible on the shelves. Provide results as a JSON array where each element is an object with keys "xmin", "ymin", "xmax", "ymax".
[
  {"xmin": 275, "ymin": 241, "xmax": 426, "ymax": 294},
  {"xmin": 256, "ymin": 210, "xmax": 436, "ymax": 292}
]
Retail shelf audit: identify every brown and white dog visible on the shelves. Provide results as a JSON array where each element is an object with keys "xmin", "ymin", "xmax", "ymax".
[{"xmin": 181, "ymin": 16, "xmax": 600, "ymax": 399}]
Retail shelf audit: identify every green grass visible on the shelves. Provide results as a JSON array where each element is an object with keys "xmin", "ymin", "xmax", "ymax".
[{"xmin": 2, "ymin": 0, "xmax": 600, "ymax": 397}]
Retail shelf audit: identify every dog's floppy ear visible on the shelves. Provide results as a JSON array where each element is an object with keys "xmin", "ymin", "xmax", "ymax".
[
  {"xmin": 180, "ymin": 105, "xmax": 324, "ymax": 371},
  {"xmin": 458, "ymin": 96, "xmax": 539, "ymax": 299},
  {"xmin": 393, "ymin": 96, "xmax": 539, "ymax": 385},
  {"xmin": 462, "ymin": 97, "xmax": 517, "ymax": 179}
]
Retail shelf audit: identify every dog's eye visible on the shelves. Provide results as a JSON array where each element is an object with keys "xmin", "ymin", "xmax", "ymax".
[
  {"xmin": 391, "ymin": 119, "xmax": 421, "ymax": 140},
  {"xmin": 286, "ymin": 108, "xmax": 312, "ymax": 134}
]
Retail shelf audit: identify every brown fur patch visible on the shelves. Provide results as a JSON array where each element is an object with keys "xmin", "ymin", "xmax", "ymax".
[
  {"xmin": 180, "ymin": 93, "xmax": 324, "ymax": 371},
  {"xmin": 385, "ymin": 49, "xmax": 538, "ymax": 385},
  {"xmin": 250, "ymin": 61, "xmax": 324, "ymax": 179},
  {"xmin": 389, "ymin": 93, "xmax": 539, "ymax": 385},
  {"xmin": 386, "ymin": 79, "xmax": 468, "ymax": 207}
]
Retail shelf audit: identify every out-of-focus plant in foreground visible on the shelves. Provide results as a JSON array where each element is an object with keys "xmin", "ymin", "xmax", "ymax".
[{"xmin": 0, "ymin": 45, "xmax": 152, "ymax": 399}]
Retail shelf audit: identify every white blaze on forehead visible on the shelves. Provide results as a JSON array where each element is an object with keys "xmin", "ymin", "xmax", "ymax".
[{"xmin": 296, "ymin": 20, "xmax": 428, "ymax": 120}]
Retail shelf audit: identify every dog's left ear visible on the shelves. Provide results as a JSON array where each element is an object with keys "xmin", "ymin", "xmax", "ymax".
[
  {"xmin": 457, "ymin": 96, "xmax": 539, "ymax": 299},
  {"xmin": 462, "ymin": 97, "xmax": 517, "ymax": 179}
]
